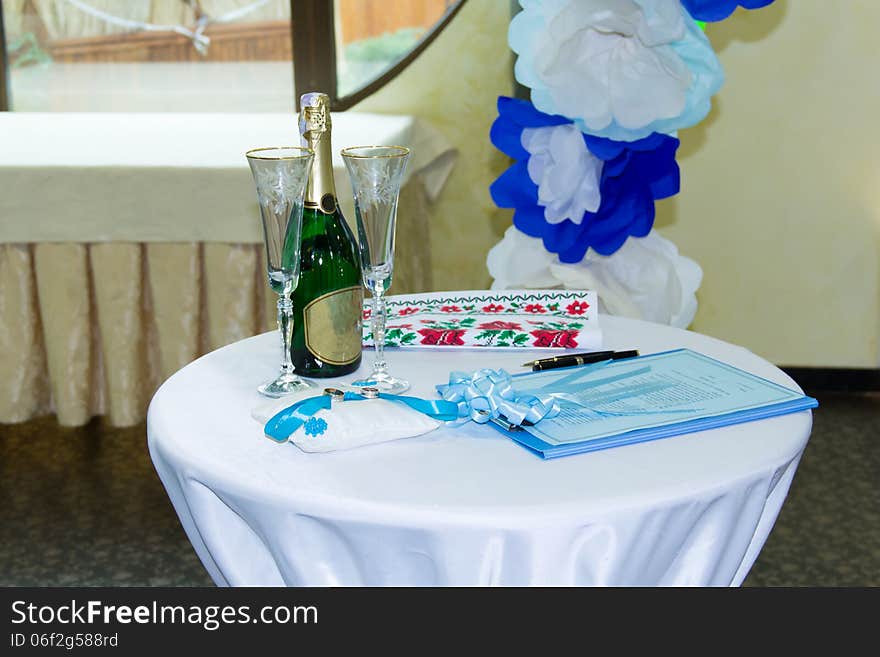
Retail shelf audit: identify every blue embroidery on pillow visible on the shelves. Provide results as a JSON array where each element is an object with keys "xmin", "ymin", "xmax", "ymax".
[{"xmin": 304, "ymin": 417, "xmax": 328, "ymax": 437}]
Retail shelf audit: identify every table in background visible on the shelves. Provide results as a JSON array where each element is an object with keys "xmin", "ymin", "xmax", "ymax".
[
  {"xmin": 0, "ymin": 112, "xmax": 455, "ymax": 426},
  {"xmin": 147, "ymin": 315, "xmax": 813, "ymax": 586}
]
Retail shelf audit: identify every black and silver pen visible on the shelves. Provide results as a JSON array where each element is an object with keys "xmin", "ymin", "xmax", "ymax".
[
  {"xmin": 522, "ymin": 350, "xmax": 613, "ymax": 368},
  {"xmin": 524, "ymin": 349, "xmax": 639, "ymax": 371}
]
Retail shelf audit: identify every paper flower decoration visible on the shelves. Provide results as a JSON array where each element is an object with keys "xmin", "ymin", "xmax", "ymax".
[
  {"xmin": 487, "ymin": 226, "xmax": 703, "ymax": 329},
  {"xmin": 489, "ymin": 96, "xmax": 680, "ymax": 261},
  {"xmin": 509, "ymin": 0, "xmax": 724, "ymax": 141},
  {"xmin": 681, "ymin": 0, "xmax": 774, "ymax": 22},
  {"xmin": 521, "ymin": 121, "xmax": 603, "ymax": 224}
]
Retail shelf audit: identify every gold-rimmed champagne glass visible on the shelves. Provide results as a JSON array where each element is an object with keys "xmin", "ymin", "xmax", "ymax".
[
  {"xmin": 246, "ymin": 146, "xmax": 315, "ymax": 397},
  {"xmin": 341, "ymin": 145, "xmax": 410, "ymax": 394}
]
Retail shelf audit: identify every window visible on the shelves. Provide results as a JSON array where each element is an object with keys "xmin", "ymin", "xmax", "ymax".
[
  {"xmin": 0, "ymin": 0, "xmax": 465, "ymax": 113},
  {"xmin": 337, "ymin": 0, "xmax": 452, "ymax": 97}
]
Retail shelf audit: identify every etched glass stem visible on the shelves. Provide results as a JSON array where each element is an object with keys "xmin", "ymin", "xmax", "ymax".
[
  {"xmin": 278, "ymin": 294, "xmax": 295, "ymax": 377},
  {"xmin": 342, "ymin": 144, "xmax": 410, "ymax": 394},
  {"xmin": 371, "ymin": 290, "xmax": 387, "ymax": 376},
  {"xmin": 246, "ymin": 145, "xmax": 314, "ymax": 397}
]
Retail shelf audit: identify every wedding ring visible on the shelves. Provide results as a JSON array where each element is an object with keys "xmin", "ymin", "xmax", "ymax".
[
  {"xmin": 323, "ymin": 388, "xmax": 345, "ymax": 401},
  {"xmin": 359, "ymin": 387, "xmax": 380, "ymax": 399}
]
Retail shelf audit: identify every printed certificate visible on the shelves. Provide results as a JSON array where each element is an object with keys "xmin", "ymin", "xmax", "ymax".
[{"xmin": 502, "ymin": 349, "xmax": 817, "ymax": 458}]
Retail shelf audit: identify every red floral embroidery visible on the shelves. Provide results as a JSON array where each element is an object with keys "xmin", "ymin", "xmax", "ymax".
[
  {"xmin": 478, "ymin": 321, "xmax": 522, "ymax": 330},
  {"xmin": 524, "ymin": 304, "xmax": 546, "ymax": 314},
  {"xmin": 362, "ymin": 308, "xmax": 372, "ymax": 320},
  {"xmin": 482, "ymin": 303, "xmax": 505, "ymax": 313},
  {"xmin": 386, "ymin": 324, "xmax": 412, "ymax": 330},
  {"xmin": 440, "ymin": 305, "xmax": 462, "ymax": 313},
  {"xmin": 566, "ymin": 300, "xmax": 590, "ymax": 315},
  {"xmin": 418, "ymin": 328, "xmax": 466, "ymax": 346},
  {"xmin": 398, "ymin": 307, "xmax": 419, "ymax": 316},
  {"xmin": 531, "ymin": 330, "xmax": 578, "ymax": 348}
]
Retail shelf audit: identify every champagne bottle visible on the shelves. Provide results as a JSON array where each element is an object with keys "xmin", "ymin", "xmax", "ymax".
[{"xmin": 290, "ymin": 92, "xmax": 363, "ymax": 377}]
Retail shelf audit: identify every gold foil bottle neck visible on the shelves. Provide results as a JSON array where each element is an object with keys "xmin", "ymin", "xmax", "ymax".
[
  {"xmin": 299, "ymin": 92, "xmax": 332, "ymax": 136},
  {"xmin": 299, "ymin": 92, "xmax": 336, "ymax": 209}
]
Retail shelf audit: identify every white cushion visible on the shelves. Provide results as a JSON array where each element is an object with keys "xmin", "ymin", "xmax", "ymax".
[{"xmin": 252, "ymin": 393, "xmax": 442, "ymax": 453}]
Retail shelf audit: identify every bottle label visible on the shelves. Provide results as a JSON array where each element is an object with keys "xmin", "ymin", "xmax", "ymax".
[{"xmin": 303, "ymin": 286, "xmax": 363, "ymax": 365}]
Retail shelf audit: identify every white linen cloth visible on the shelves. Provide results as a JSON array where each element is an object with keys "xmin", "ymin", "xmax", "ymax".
[
  {"xmin": 0, "ymin": 112, "xmax": 456, "ymax": 243},
  {"xmin": 147, "ymin": 315, "xmax": 813, "ymax": 586}
]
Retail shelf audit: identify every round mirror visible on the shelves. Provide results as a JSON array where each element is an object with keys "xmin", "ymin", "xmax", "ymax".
[{"xmin": 334, "ymin": 0, "xmax": 466, "ymax": 101}]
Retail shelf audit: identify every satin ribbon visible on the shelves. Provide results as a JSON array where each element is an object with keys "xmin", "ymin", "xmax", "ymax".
[
  {"xmin": 436, "ymin": 368, "xmax": 561, "ymax": 427},
  {"xmin": 265, "ymin": 364, "xmax": 685, "ymax": 443},
  {"xmin": 530, "ymin": 362, "xmax": 700, "ymax": 416},
  {"xmin": 341, "ymin": 392, "xmax": 459, "ymax": 421},
  {"xmin": 434, "ymin": 364, "xmax": 699, "ymax": 430},
  {"xmin": 264, "ymin": 396, "xmax": 332, "ymax": 443},
  {"xmin": 264, "ymin": 391, "xmax": 459, "ymax": 443}
]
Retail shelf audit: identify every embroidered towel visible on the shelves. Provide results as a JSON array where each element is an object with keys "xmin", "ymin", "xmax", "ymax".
[{"xmin": 362, "ymin": 289, "xmax": 601, "ymax": 349}]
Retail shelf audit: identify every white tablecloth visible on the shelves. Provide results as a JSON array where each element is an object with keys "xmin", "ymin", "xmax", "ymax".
[
  {"xmin": 0, "ymin": 112, "xmax": 455, "ymax": 243},
  {"xmin": 147, "ymin": 315, "xmax": 813, "ymax": 586}
]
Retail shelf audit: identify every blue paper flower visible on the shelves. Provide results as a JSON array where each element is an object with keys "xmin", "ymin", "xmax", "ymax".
[
  {"xmin": 489, "ymin": 96, "xmax": 680, "ymax": 262},
  {"xmin": 304, "ymin": 417, "xmax": 328, "ymax": 437},
  {"xmin": 509, "ymin": 0, "xmax": 724, "ymax": 142},
  {"xmin": 681, "ymin": 0, "xmax": 774, "ymax": 22}
]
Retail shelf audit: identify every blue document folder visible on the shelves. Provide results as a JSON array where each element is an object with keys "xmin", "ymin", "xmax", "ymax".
[{"xmin": 491, "ymin": 349, "xmax": 818, "ymax": 459}]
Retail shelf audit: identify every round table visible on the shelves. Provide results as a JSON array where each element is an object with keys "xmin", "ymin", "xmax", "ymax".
[{"xmin": 147, "ymin": 315, "xmax": 813, "ymax": 586}]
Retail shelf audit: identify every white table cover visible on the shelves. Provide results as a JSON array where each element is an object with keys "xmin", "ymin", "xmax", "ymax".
[
  {"xmin": 0, "ymin": 112, "xmax": 455, "ymax": 243},
  {"xmin": 147, "ymin": 315, "xmax": 813, "ymax": 586}
]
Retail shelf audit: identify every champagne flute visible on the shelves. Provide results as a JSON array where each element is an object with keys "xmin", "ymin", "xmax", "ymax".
[
  {"xmin": 341, "ymin": 145, "xmax": 410, "ymax": 394},
  {"xmin": 246, "ymin": 146, "xmax": 315, "ymax": 397}
]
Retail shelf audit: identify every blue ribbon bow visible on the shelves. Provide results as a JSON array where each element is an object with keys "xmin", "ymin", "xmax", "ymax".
[{"xmin": 436, "ymin": 368, "xmax": 561, "ymax": 427}]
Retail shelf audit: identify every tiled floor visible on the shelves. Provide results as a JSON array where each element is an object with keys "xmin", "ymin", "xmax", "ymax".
[
  {"xmin": 1, "ymin": 393, "xmax": 877, "ymax": 586},
  {"xmin": 742, "ymin": 393, "xmax": 879, "ymax": 586}
]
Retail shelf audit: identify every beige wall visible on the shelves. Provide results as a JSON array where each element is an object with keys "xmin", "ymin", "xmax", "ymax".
[
  {"xmin": 354, "ymin": 0, "xmax": 511, "ymax": 292},
  {"xmin": 658, "ymin": 0, "xmax": 879, "ymax": 367},
  {"xmin": 361, "ymin": 0, "xmax": 879, "ymax": 368}
]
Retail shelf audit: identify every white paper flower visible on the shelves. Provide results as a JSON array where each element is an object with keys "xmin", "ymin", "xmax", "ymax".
[
  {"xmin": 521, "ymin": 123, "xmax": 604, "ymax": 223},
  {"xmin": 551, "ymin": 229, "xmax": 702, "ymax": 327},
  {"xmin": 510, "ymin": 0, "xmax": 724, "ymax": 141},
  {"xmin": 488, "ymin": 226, "xmax": 702, "ymax": 328},
  {"xmin": 487, "ymin": 226, "xmax": 560, "ymax": 290}
]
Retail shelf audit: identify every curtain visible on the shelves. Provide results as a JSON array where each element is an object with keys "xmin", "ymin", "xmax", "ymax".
[
  {"xmin": 22, "ymin": 0, "xmax": 289, "ymax": 41},
  {"xmin": 3, "ymin": 0, "xmax": 28, "ymax": 41},
  {"xmin": 31, "ymin": 1, "xmax": 155, "ymax": 40},
  {"xmin": 0, "ymin": 182, "xmax": 432, "ymax": 428}
]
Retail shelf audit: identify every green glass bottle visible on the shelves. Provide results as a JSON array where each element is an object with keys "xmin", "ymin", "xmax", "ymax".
[{"xmin": 289, "ymin": 92, "xmax": 363, "ymax": 377}]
